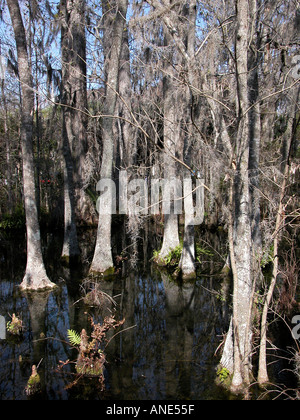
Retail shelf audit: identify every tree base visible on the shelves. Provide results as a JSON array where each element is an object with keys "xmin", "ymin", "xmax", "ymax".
[
  {"xmin": 61, "ymin": 254, "xmax": 81, "ymax": 267},
  {"xmin": 20, "ymin": 272, "xmax": 57, "ymax": 291},
  {"xmin": 181, "ymin": 270, "xmax": 197, "ymax": 281},
  {"xmin": 257, "ymin": 376, "xmax": 271, "ymax": 389},
  {"xmin": 89, "ymin": 267, "xmax": 115, "ymax": 279}
]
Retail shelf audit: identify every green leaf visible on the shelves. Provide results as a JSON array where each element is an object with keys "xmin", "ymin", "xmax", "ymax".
[{"xmin": 67, "ymin": 329, "xmax": 81, "ymax": 347}]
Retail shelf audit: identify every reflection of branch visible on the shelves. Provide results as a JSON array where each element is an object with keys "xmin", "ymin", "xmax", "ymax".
[{"xmin": 105, "ymin": 324, "xmax": 137, "ymax": 349}]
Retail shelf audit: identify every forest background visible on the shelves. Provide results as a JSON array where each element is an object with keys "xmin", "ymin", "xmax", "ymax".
[{"xmin": 0, "ymin": 0, "xmax": 299, "ymax": 396}]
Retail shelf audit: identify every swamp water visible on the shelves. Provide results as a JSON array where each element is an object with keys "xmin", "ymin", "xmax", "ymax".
[{"xmin": 0, "ymin": 226, "xmax": 292, "ymax": 400}]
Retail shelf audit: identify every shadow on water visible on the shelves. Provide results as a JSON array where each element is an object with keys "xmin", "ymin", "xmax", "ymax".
[{"xmin": 0, "ymin": 226, "xmax": 233, "ymax": 400}]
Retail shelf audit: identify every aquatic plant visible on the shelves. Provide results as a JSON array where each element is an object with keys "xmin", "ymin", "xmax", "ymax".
[
  {"xmin": 6, "ymin": 313, "xmax": 23, "ymax": 336},
  {"xmin": 25, "ymin": 365, "xmax": 41, "ymax": 396},
  {"xmin": 195, "ymin": 244, "xmax": 214, "ymax": 264},
  {"xmin": 62, "ymin": 316, "xmax": 125, "ymax": 389},
  {"xmin": 80, "ymin": 279, "xmax": 117, "ymax": 309},
  {"xmin": 164, "ymin": 244, "xmax": 183, "ymax": 267},
  {"xmin": 67, "ymin": 329, "xmax": 81, "ymax": 347},
  {"xmin": 216, "ymin": 367, "xmax": 231, "ymax": 386},
  {"xmin": 152, "ymin": 244, "xmax": 183, "ymax": 268}
]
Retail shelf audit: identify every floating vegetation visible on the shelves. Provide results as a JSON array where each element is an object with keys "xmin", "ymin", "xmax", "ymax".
[
  {"xmin": 25, "ymin": 365, "xmax": 41, "ymax": 396},
  {"xmin": 61, "ymin": 315, "xmax": 125, "ymax": 390},
  {"xmin": 6, "ymin": 314, "xmax": 23, "ymax": 336},
  {"xmin": 67, "ymin": 329, "xmax": 81, "ymax": 347},
  {"xmin": 79, "ymin": 278, "xmax": 118, "ymax": 309}
]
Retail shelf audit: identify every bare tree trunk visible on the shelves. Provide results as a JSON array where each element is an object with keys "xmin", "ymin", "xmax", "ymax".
[
  {"xmin": 7, "ymin": 0, "xmax": 55, "ymax": 291},
  {"xmin": 61, "ymin": 0, "xmax": 89, "ymax": 215},
  {"xmin": 179, "ymin": 176, "xmax": 196, "ymax": 280},
  {"xmin": 60, "ymin": 0, "xmax": 88, "ymax": 259},
  {"xmin": 118, "ymin": 26, "xmax": 136, "ymax": 170},
  {"xmin": 248, "ymin": 0, "xmax": 262, "ymax": 251},
  {"xmin": 90, "ymin": 0, "xmax": 128, "ymax": 275},
  {"xmin": 179, "ymin": 0, "xmax": 197, "ymax": 279},
  {"xmin": 1, "ymin": 78, "xmax": 13, "ymax": 214},
  {"xmin": 158, "ymin": 28, "xmax": 181, "ymax": 262},
  {"xmin": 222, "ymin": 0, "xmax": 253, "ymax": 394},
  {"xmin": 158, "ymin": 82, "xmax": 180, "ymax": 260},
  {"xmin": 61, "ymin": 111, "xmax": 80, "ymax": 259}
]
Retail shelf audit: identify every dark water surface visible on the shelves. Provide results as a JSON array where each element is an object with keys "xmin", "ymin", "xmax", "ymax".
[{"xmin": 0, "ymin": 227, "xmax": 234, "ymax": 400}]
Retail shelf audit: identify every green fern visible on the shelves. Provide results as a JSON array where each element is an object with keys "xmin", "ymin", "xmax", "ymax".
[{"xmin": 67, "ymin": 329, "xmax": 81, "ymax": 347}]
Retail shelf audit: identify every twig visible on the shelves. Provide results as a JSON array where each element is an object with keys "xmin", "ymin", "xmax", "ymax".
[{"xmin": 105, "ymin": 324, "xmax": 137, "ymax": 349}]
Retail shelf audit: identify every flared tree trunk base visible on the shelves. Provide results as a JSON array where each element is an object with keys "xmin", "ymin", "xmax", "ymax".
[
  {"xmin": 20, "ymin": 268, "xmax": 56, "ymax": 291},
  {"xmin": 89, "ymin": 267, "xmax": 115, "ymax": 278},
  {"xmin": 181, "ymin": 269, "xmax": 197, "ymax": 281}
]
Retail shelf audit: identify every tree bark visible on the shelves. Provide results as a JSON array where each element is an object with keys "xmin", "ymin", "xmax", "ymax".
[
  {"xmin": 157, "ymin": 27, "xmax": 181, "ymax": 262},
  {"xmin": 221, "ymin": 0, "xmax": 253, "ymax": 394},
  {"xmin": 60, "ymin": 0, "xmax": 88, "ymax": 259},
  {"xmin": 61, "ymin": 0, "xmax": 88, "ymax": 214},
  {"xmin": 179, "ymin": 0, "xmax": 197, "ymax": 279},
  {"xmin": 61, "ymin": 111, "xmax": 80, "ymax": 259},
  {"xmin": 158, "ymin": 84, "xmax": 180, "ymax": 260},
  {"xmin": 7, "ymin": 0, "xmax": 56, "ymax": 290},
  {"xmin": 248, "ymin": 0, "xmax": 262, "ymax": 251},
  {"xmin": 179, "ymin": 178, "xmax": 196, "ymax": 279},
  {"xmin": 1, "ymin": 78, "xmax": 13, "ymax": 214},
  {"xmin": 90, "ymin": 0, "xmax": 128, "ymax": 275},
  {"xmin": 118, "ymin": 26, "xmax": 136, "ymax": 169}
]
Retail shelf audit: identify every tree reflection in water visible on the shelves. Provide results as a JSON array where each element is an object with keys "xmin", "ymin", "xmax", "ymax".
[{"xmin": 0, "ymin": 228, "xmax": 230, "ymax": 400}]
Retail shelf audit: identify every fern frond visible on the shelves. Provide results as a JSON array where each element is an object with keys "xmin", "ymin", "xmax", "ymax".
[{"xmin": 67, "ymin": 329, "xmax": 81, "ymax": 347}]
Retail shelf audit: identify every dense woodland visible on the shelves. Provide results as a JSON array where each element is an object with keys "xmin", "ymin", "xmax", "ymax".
[{"xmin": 0, "ymin": 0, "xmax": 299, "ymax": 396}]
